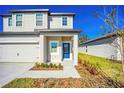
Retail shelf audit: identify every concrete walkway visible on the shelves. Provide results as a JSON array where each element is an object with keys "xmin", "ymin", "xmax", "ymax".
[
  {"xmin": 19, "ymin": 62, "xmax": 80, "ymax": 78},
  {"xmin": 0, "ymin": 62, "xmax": 80, "ymax": 87}
]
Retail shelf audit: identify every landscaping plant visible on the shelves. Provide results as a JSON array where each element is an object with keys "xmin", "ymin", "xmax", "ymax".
[{"xmin": 31, "ymin": 62, "xmax": 63, "ymax": 70}]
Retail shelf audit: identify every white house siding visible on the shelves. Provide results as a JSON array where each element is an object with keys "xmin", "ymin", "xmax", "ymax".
[
  {"xmin": 49, "ymin": 16, "xmax": 73, "ymax": 29},
  {"xmin": 4, "ymin": 12, "xmax": 48, "ymax": 32},
  {"xmin": 79, "ymin": 37, "xmax": 119, "ymax": 60},
  {"xmin": 44, "ymin": 36, "xmax": 47, "ymax": 62},
  {"xmin": 73, "ymin": 34, "xmax": 78, "ymax": 65},
  {"xmin": 39, "ymin": 35, "xmax": 46, "ymax": 63},
  {"xmin": 0, "ymin": 36, "xmax": 39, "ymax": 62},
  {"xmin": 0, "ymin": 36, "xmax": 39, "ymax": 42},
  {"xmin": 3, "ymin": 13, "xmax": 74, "ymax": 32},
  {"xmin": 47, "ymin": 36, "xmax": 63, "ymax": 63}
]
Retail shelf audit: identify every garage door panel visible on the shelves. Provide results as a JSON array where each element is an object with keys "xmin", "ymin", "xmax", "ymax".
[{"xmin": 0, "ymin": 44, "xmax": 39, "ymax": 62}]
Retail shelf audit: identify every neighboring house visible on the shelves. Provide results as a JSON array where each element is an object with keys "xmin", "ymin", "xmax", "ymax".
[
  {"xmin": 0, "ymin": 9, "xmax": 80, "ymax": 65},
  {"xmin": 79, "ymin": 32, "xmax": 122, "ymax": 61}
]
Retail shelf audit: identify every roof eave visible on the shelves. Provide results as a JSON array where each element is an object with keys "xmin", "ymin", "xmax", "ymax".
[
  {"xmin": 82, "ymin": 32, "xmax": 117, "ymax": 44},
  {"xmin": 0, "ymin": 14, "xmax": 12, "ymax": 17},
  {"xmin": 49, "ymin": 13, "xmax": 75, "ymax": 16},
  {"xmin": 34, "ymin": 29, "xmax": 80, "ymax": 33},
  {"xmin": 9, "ymin": 9, "xmax": 49, "ymax": 13}
]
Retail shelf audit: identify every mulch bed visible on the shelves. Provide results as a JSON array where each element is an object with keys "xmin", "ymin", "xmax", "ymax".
[{"xmin": 30, "ymin": 67, "xmax": 63, "ymax": 70}]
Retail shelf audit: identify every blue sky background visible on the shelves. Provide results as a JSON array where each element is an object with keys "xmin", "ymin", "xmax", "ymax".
[{"xmin": 0, "ymin": 5, "xmax": 123, "ymax": 39}]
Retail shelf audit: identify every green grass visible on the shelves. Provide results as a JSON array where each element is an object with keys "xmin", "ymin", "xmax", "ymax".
[
  {"xmin": 78, "ymin": 53, "xmax": 124, "ymax": 84},
  {"xmin": 3, "ymin": 78, "xmax": 33, "ymax": 88}
]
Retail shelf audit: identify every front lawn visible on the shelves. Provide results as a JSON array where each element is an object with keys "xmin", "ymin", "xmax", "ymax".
[
  {"xmin": 3, "ymin": 78, "xmax": 33, "ymax": 88},
  {"xmin": 78, "ymin": 53, "xmax": 124, "ymax": 84}
]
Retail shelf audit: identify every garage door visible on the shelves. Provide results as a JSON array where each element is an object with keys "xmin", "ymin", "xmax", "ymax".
[{"xmin": 0, "ymin": 44, "xmax": 39, "ymax": 62}]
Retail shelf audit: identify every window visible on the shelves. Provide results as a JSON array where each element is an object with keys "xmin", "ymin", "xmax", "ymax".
[
  {"xmin": 50, "ymin": 42, "xmax": 58, "ymax": 53},
  {"xmin": 16, "ymin": 14, "xmax": 22, "ymax": 26},
  {"xmin": 8, "ymin": 17, "xmax": 12, "ymax": 26},
  {"xmin": 62, "ymin": 16, "xmax": 67, "ymax": 26},
  {"xmin": 36, "ymin": 13, "xmax": 43, "ymax": 26}
]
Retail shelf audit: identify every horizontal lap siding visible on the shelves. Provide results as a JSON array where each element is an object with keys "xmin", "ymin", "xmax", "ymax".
[{"xmin": 79, "ymin": 37, "xmax": 118, "ymax": 60}]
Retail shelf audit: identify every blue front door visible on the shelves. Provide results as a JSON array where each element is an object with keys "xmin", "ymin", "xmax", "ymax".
[{"xmin": 63, "ymin": 43, "xmax": 70, "ymax": 59}]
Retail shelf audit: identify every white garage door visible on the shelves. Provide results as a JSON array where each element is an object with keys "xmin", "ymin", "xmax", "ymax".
[{"xmin": 0, "ymin": 44, "xmax": 39, "ymax": 62}]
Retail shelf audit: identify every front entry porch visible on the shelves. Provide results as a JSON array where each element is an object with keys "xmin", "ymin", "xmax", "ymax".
[
  {"xmin": 38, "ymin": 32, "xmax": 78, "ymax": 66},
  {"xmin": 46, "ymin": 36, "xmax": 73, "ymax": 63},
  {"xmin": 39, "ymin": 34, "xmax": 78, "ymax": 66}
]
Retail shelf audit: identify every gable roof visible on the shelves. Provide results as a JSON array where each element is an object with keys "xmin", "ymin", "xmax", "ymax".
[
  {"xmin": 50, "ymin": 13, "xmax": 75, "ymax": 16},
  {"xmin": 9, "ymin": 9, "xmax": 49, "ymax": 13},
  {"xmin": 82, "ymin": 32, "xmax": 117, "ymax": 45},
  {"xmin": 0, "ymin": 9, "xmax": 75, "ymax": 18}
]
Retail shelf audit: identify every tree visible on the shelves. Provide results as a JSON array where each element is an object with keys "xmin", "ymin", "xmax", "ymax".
[
  {"xmin": 93, "ymin": 6, "xmax": 124, "ymax": 72},
  {"xmin": 78, "ymin": 34, "xmax": 89, "ymax": 45}
]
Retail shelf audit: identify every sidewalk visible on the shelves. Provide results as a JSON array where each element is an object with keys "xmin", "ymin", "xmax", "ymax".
[{"xmin": 19, "ymin": 63, "xmax": 80, "ymax": 78}]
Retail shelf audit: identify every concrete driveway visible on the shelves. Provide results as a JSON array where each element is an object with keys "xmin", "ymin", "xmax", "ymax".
[{"xmin": 0, "ymin": 62, "xmax": 33, "ymax": 87}]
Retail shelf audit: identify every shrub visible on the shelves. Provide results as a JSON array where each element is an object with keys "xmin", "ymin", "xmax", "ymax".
[
  {"xmin": 53, "ymin": 64, "xmax": 57, "ymax": 68},
  {"xmin": 34, "ymin": 62, "xmax": 63, "ymax": 69},
  {"xmin": 41, "ymin": 63, "xmax": 46, "ymax": 68},
  {"xmin": 41, "ymin": 63, "xmax": 44, "ymax": 67},
  {"xmin": 58, "ymin": 63, "xmax": 63, "ymax": 68},
  {"xmin": 45, "ymin": 64, "xmax": 49, "ymax": 68},
  {"xmin": 35, "ymin": 62, "xmax": 41, "ymax": 68},
  {"xmin": 55, "ymin": 65, "xmax": 58, "ymax": 68},
  {"xmin": 49, "ymin": 63, "xmax": 53, "ymax": 68}
]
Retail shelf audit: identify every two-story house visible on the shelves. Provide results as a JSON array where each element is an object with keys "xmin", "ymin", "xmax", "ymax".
[{"xmin": 0, "ymin": 9, "xmax": 80, "ymax": 65}]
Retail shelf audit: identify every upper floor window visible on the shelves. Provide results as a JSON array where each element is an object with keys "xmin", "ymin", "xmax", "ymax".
[
  {"xmin": 8, "ymin": 17, "xmax": 12, "ymax": 26},
  {"xmin": 36, "ymin": 13, "xmax": 43, "ymax": 26},
  {"xmin": 62, "ymin": 16, "xmax": 67, "ymax": 26},
  {"xmin": 16, "ymin": 14, "xmax": 22, "ymax": 26}
]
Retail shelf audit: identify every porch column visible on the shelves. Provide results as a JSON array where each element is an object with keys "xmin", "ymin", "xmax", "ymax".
[
  {"xmin": 39, "ymin": 35, "xmax": 45, "ymax": 62},
  {"xmin": 73, "ymin": 34, "xmax": 78, "ymax": 65}
]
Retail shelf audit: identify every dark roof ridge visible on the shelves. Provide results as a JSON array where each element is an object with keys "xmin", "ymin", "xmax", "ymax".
[
  {"xmin": 82, "ymin": 32, "xmax": 118, "ymax": 44},
  {"xmin": 9, "ymin": 9, "xmax": 49, "ymax": 13}
]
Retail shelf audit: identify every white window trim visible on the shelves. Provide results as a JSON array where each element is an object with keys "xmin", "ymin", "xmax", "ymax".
[
  {"xmin": 49, "ymin": 41, "xmax": 59, "ymax": 55},
  {"xmin": 8, "ymin": 17, "xmax": 12, "ymax": 26},
  {"xmin": 16, "ymin": 13, "xmax": 23, "ymax": 26},
  {"xmin": 36, "ymin": 13, "xmax": 43, "ymax": 26},
  {"xmin": 61, "ymin": 16, "xmax": 68, "ymax": 26}
]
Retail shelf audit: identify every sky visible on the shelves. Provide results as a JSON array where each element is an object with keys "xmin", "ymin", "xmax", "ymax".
[{"xmin": 0, "ymin": 5, "xmax": 123, "ymax": 39}]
